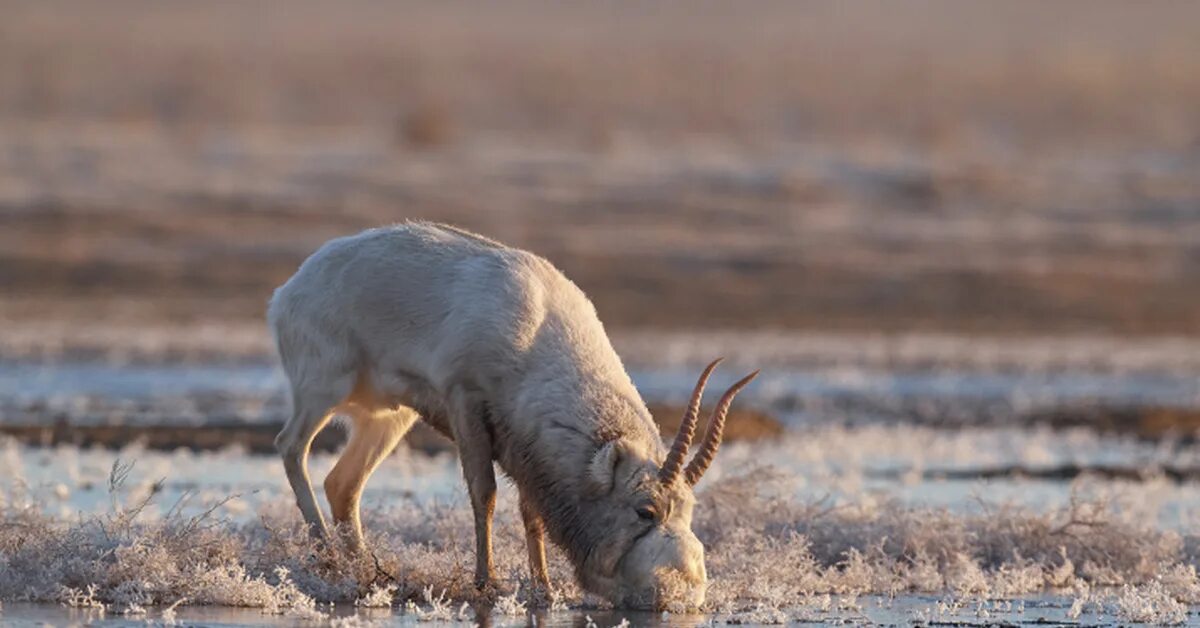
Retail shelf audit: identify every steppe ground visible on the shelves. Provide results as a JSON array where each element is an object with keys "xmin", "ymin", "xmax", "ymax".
[{"xmin": 2, "ymin": 1, "xmax": 1199, "ymax": 344}]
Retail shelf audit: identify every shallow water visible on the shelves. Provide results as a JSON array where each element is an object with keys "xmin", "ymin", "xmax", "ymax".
[
  {"xmin": 10, "ymin": 361, "xmax": 1200, "ymax": 404},
  {"xmin": 0, "ymin": 594, "xmax": 1106, "ymax": 626},
  {"xmin": 6, "ymin": 361, "xmax": 1200, "ymax": 428}
]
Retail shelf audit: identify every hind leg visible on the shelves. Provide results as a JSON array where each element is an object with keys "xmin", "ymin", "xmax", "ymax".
[
  {"xmin": 324, "ymin": 406, "xmax": 418, "ymax": 551},
  {"xmin": 276, "ymin": 379, "xmax": 352, "ymax": 540}
]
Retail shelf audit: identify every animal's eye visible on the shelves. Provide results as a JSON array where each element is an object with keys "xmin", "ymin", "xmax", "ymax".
[{"xmin": 635, "ymin": 506, "xmax": 656, "ymax": 520}]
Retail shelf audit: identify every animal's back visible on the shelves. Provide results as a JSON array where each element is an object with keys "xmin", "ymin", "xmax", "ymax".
[{"xmin": 268, "ymin": 222, "xmax": 616, "ymax": 397}]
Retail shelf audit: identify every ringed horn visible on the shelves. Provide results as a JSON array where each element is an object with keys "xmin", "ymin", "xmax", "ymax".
[{"xmin": 659, "ymin": 358, "xmax": 761, "ymax": 486}]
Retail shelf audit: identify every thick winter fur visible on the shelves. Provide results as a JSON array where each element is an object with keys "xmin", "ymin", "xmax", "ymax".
[{"xmin": 269, "ymin": 222, "xmax": 707, "ymax": 608}]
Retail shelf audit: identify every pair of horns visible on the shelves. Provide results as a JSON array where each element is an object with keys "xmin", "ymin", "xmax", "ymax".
[{"xmin": 659, "ymin": 358, "xmax": 760, "ymax": 486}]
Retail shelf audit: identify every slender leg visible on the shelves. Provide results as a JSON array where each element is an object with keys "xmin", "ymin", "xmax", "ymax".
[
  {"xmin": 447, "ymin": 389, "xmax": 498, "ymax": 590},
  {"xmin": 276, "ymin": 389, "xmax": 343, "ymax": 540},
  {"xmin": 324, "ymin": 407, "xmax": 417, "ymax": 550},
  {"xmin": 519, "ymin": 491, "xmax": 551, "ymax": 594}
]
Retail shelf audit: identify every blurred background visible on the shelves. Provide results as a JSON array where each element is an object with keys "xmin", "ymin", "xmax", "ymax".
[{"xmin": 2, "ymin": 0, "xmax": 1200, "ymax": 446}]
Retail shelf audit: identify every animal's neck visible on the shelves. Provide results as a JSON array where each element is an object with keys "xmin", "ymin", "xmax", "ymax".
[
  {"xmin": 521, "ymin": 455, "xmax": 607, "ymax": 572},
  {"xmin": 481, "ymin": 321, "xmax": 664, "ymax": 568},
  {"xmin": 498, "ymin": 373, "xmax": 660, "ymax": 574},
  {"xmin": 520, "ymin": 354, "xmax": 660, "ymax": 445}
]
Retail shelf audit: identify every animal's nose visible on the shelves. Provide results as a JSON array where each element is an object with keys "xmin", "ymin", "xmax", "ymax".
[
  {"xmin": 673, "ymin": 553, "xmax": 705, "ymax": 584},
  {"xmin": 658, "ymin": 559, "xmax": 706, "ymax": 609},
  {"xmin": 665, "ymin": 535, "xmax": 706, "ymax": 584}
]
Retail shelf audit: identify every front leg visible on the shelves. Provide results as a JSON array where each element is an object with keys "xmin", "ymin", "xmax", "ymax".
[
  {"xmin": 519, "ymin": 491, "xmax": 551, "ymax": 594},
  {"xmin": 447, "ymin": 389, "xmax": 498, "ymax": 590}
]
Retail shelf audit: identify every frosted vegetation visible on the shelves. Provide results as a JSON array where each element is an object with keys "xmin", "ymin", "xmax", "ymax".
[{"xmin": 2, "ymin": 426, "xmax": 1199, "ymax": 624}]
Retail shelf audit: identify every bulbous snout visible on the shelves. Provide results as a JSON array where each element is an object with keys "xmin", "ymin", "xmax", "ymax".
[{"xmin": 616, "ymin": 528, "xmax": 707, "ymax": 610}]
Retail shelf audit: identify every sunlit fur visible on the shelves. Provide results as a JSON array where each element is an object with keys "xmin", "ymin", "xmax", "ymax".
[{"xmin": 269, "ymin": 221, "xmax": 707, "ymax": 608}]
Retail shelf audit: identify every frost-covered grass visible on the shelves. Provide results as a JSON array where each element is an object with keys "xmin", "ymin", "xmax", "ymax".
[{"xmin": 2, "ymin": 430, "xmax": 1199, "ymax": 624}]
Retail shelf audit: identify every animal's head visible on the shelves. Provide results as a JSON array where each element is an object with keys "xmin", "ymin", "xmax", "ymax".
[{"xmin": 579, "ymin": 360, "xmax": 758, "ymax": 610}]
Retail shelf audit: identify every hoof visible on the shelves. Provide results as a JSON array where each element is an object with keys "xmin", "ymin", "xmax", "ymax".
[
  {"xmin": 527, "ymin": 581, "xmax": 555, "ymax": 608},
  {"xmin": 474, "ymin": 578, "xmax": 512, "ymax": 601}
]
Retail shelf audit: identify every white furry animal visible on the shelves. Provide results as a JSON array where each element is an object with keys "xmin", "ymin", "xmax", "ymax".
[{"xmin": 268, "ymin": 222, "xmax": 757, "ymax": 609}]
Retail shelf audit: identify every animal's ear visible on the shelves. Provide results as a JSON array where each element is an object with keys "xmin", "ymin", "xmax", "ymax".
[{"xmin": 586, "ymin": 441, "xmax": 621, "ymax": 495}]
